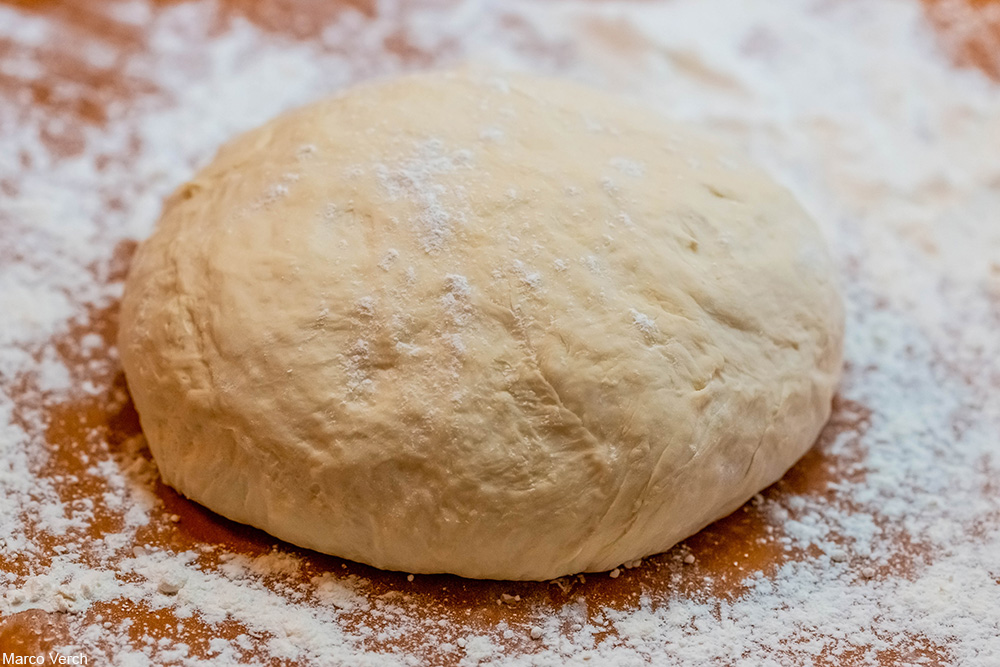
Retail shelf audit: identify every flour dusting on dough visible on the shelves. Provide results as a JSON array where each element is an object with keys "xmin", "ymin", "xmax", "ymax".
[{"xmin": 374, "ymin": 140, "xmax": 474, "ymax": 253}]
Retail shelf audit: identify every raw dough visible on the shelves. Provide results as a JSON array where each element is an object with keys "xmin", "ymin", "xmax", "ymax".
[{"xmin": 118, "ymin": 68, "xmax": 844, "ymax": 580}]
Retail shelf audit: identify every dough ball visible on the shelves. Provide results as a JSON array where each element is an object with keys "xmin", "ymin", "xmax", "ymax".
[{"xmin": 118, "ymin": 69, "xmax": 844, "ymax": 580}]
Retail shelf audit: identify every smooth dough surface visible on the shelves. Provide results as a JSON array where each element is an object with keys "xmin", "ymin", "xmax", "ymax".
[{"xmin": 119, "ymin": 68, "xmax": 844, "ymax": 580}]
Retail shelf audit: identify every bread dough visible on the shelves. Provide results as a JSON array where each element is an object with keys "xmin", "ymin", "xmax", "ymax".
[{"xmin": 118, "ymin": 68, "xmax": 844, "ymax": 580}]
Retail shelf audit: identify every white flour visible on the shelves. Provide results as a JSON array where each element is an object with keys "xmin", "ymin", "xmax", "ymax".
[{"xmin": 1, "ymin": 0, "xmax": 999, "ymax": 665}]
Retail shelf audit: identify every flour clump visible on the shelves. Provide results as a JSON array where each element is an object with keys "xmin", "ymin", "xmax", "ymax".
[{"xmin": 118, "ymin": 69, "xmax": 844, "ymax": 580}]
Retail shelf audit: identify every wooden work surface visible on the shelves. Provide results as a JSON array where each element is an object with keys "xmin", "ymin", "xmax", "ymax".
[{"xmin": 1, "ymin": 1, "xmax": 998, "ymax": 665}]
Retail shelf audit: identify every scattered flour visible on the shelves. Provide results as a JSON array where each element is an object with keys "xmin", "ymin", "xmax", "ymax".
[
  {"xmin": 629, "ymin": 309, "xmax": 659, "ymax": 338},
  {"xmin": 375, "ymin": 139, "xmax": 475, "ymax": 253}
]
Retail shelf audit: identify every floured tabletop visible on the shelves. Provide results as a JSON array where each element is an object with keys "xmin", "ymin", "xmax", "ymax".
[{"xmin": 1, "ymin": 1, "xmax": 999, "ymax": 665}]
